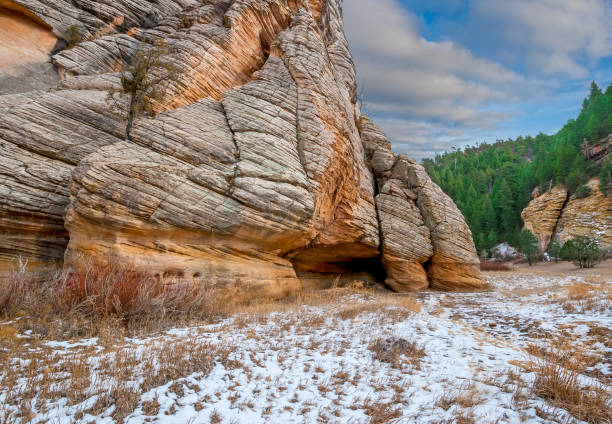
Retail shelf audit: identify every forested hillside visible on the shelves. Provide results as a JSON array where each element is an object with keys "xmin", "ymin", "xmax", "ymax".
[{"xmin": 424, "ymin": 82, "xmax": 612, "ymax": 254}]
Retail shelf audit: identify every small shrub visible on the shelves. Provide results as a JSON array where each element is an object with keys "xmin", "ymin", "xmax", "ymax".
[
  {"xmin": 546, "ymin": 240, "xmax": 562, "ymax": 263},
  {"xmin": 369, "ymin": 337, "xmax": 425, "ymax": 369},
  {"xmin": 64, "ymin": 25, "xmax": 82, "ymax": 49},
  {"xmin": 0, "ymin": 258, "xmax": 46, "ymax": 318},
  {"xmin": 574, "ymin": 185, "xmax": 592, "ymax": 199},
  {"xmin": 561, "ymin": 236, "xmax": 603, "ymax": 269},
  {"xmin": 518, "ymin": 229, "xmax": 539, "ymax": 265}
]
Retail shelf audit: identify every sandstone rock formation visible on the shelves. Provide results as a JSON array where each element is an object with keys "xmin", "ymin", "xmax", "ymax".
[
  {"xmin": 521, "ymin": 186, "xmax": 568, "ymax": 255},
  {"xmin": 0, "ymin": 4, "xmax": 59, "ymax": 93},
  {"xmin": 555, "ymin": 179, "xmax": 612, "ymax": 248},
  {"xmin": 490, "ymin": 243, "xmax": 520, "ymax": 262},
  {"xmin": 360, "ymin": 117, "xmax": 483, "ymax": 291},
  {"xmin": 0, "ymin": 0, "xmax": 485, "ymax": 293},
  {"xmin": 521, "ymin": 179, "xmax": 611, "ymax": 254}
]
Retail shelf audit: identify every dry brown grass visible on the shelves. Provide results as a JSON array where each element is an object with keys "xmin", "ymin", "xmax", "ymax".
[
  {"xmin": 524, "ymin": 340, "xmax": 612, "ymax": 424},
  {"xmin": 225, "ymin": 281, "xmax": 421, "ymax": 323},
  {"xmin": 0, "ymin": 332, "xmax": 236, "ymax": 423},
  {"xmin": 435, "ymin": 381, "xmax": 485, "ymax": 410},
  {"xmin": 561, "ymin": 278, "xmax": 611, "ymax": 314},
  {"xmin": 361, "ymin": 398, "xmax": 402, "ymax": 423},
  {"xmin": 480, "ymin": 260, "xmax": 512, "ymax": 271},
  {"xmin": 369, "ymin": 337, "xmax": 426, "ymax": 370},
  {"xmin": 0, "ymin": 258, "xmax": 228, "ymax": 341},
  {"xmin": 336, "ymin": 294, "xmax": 422, "ymax": 321},
  {"xmin": 434, "ymin": 382, "xmax": 487, "ymax": 424}
]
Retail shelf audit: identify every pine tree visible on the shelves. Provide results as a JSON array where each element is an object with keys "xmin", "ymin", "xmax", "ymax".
[
  {"xmin": 425, "ymin": 81, "xmax": 611, "ymax": 252},
  {"xmin": 107, "ymin": 39, "xmax": 181, "ymax": 141},
  {"xmin": 600, "ymin": 161, "xmax": 612, "ymax": 196},
  {"xmin": 589, "ymin": 81, "xmax": 603, "ymax": 99},
  {"xmin": 487, "ymin": 229, "xmax": 498, "ymax": 250},
  {"xmin": 482, "ymin": 196, "xmax": 497, "ymax": 234},
  {"xmin": 518, "ymin": 229, "xmax": 538, "ymax": 266},
  {"xmin": 498, "ymin": 179, "xmax": 515, "ymax": 235},
  {"xmin": 585, "ymin": 113, "xmax": 602, "ymax": 141},
  {"xmin": 547, "ymin": 240, "xmax": 562, "ymax": 263}
]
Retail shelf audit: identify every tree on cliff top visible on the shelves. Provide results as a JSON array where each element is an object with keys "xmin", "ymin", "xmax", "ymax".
[{"xmin": 107, "ymin": 39, "xmax": 180, "ymax": 141}]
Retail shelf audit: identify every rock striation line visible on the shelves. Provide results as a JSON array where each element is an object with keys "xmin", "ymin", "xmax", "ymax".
[{"xmin": 0, "ymin": 0, "xmax": 485, "ymax": 293}]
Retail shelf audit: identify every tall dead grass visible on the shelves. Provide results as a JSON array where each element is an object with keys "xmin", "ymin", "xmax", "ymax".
[
  {"xmin": 0, "ymin": 258, "xmax": 226, "ymax": 338},
  {"xmin": 525, "ymin": 340, "xmax": 612, "ymax": 423},
  {"xmin": 561, "ymin": 278, "xmax": 612, "ymax": 314}
]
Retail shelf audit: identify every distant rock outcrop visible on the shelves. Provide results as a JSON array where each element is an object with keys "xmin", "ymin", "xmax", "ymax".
[
  {"xmin": 521, "ymin": 179, "xmax": 611, "ymax": 254},
  {"xmin": 521, "ymin": 186, "xmax": 568, "ymax": 255},
  {"xmin": 491, "ymin": 243, "xmax": 520, "ymax": 262},
  {"xmin": 0, "ymin": 0, "xmax": 485, "ymax": 293},
  {"xmin": 555, "ymin": 179, "xmax": 612, "ymax": 248}
]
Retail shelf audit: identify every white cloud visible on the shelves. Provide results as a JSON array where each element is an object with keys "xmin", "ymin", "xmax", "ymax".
[
  {"xmin": 466, "ymin": 0, "xmax": 612, "ymax": 77},
  {"xmin": 372, "ymin": 117, "xmax": 490, "ymax": 159},
  {"xmin": 342, "ymin": 0, "xmax": 612, "ymax": 160},
  {"xmin": 343, "ymin": 0, "xmax": 526, "ymax": 159}
]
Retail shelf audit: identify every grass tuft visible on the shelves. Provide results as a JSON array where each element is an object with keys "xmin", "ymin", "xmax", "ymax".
[{"xmin": 525, "ymin": 341, "xmax": 612, "ymax": 424}]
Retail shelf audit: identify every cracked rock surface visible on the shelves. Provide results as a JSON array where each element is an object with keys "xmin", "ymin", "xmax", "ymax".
[
  {"xmin": 0, "ymin": 0, "xmax": 484, "ymax": 293},
  {"xmin": 522, "ymin": 178, "xmax": 611, "ymax": 254}
]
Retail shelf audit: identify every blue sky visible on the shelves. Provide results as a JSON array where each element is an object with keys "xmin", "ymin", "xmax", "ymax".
[{"xmin": 342, "ymin": 0, "xmax": 612, "ymax": 160}]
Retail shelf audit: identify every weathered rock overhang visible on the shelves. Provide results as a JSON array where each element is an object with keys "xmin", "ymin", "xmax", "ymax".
[{"xmin": 0, "ymin": 0, "xmax": 485, "ymax": 293}]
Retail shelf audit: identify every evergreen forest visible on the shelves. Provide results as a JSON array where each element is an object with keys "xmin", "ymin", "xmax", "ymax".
[{"xmin": 423, "ymin": 82, "xmax": 612, "ymax": 254}]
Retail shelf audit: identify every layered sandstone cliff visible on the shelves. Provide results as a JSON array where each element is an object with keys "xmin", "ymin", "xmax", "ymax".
[
  {"xmin": 555, "ymin": 179, "xmax": 612, "ymax": 248},
  {"xmin": 521, "ymin": 186, "xmax": 568, "ymax": 255},
  {"xmin": 0, "ymin": 0, "xmax": 484, "ymax": 292},
  {"xmin": 522, "ymin": 179, "xmax": 611, "ymax": 254}
]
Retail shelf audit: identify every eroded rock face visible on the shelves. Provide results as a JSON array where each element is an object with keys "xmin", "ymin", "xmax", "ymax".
[
  {"xmin": 360, "ymin": 117, "xmax": 484, "ymax": 291},
  {"xmin": 555, "ymin": 179, "xmax": 612, "ymax": 249},
  {"xmin": 521, "ymin": 179, "xmax": 612, "ymax": 254},
  {"xmin": 521, "ymin": 186, "xmax": 568, "ymax": 255},
  {"xmin": 0, "ymin": 3, "xmax": 59, "ymax": 94},
  {"xmin": 0, "ymin": 0, "xmax": 484, "ymax": 292}
]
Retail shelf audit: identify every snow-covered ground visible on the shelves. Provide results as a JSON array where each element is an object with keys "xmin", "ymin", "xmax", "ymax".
[{"xmin": 1, "ymin": 272, "xmax": 610, "ymax": 424}]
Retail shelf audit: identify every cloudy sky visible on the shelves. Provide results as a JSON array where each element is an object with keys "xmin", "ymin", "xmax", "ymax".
[{"xmin": 342, "ymin": 0, "xmax": 612, "ymax": 160}]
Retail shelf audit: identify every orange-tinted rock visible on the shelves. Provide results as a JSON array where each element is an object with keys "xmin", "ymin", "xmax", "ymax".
[
  {"xmin": 521, "ymin": 186, "xmax": 568, "ymax": 254},
  {"xmin": 555, "ymin": 179, "xmax": 612, "ymax": 249},
  {"xmin": 1, "ymin": 0, "xmax": 484, "ymax": 294},
  {"xmin": 0, "ymin": 3, "xmax": 59, "ymax": 93},
  {"xmin": 360, "ymin": 116, "xmax": 485, "ymax": 292}
]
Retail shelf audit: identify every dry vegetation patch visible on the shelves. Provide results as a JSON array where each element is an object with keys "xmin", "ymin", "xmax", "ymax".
[
  {"xmin": 0, "ymin": 259, "xmax": 228, "ymax": 341},
  {"xmin": 369, "ymin": 337, "xmax": 426, "ymax": 370},
  {"xmin": 561, "ymin": 277, "xmax": 612, "ymax": 314},
  {"xmin": 0, "ymin": 332, "xmax": 237, "ymax": 423},
  {"xmin": 479, "ymin": 260, "xmax": 512, "ymax": 271},
  {"xmin": 522, "ymin": 340, "xmax": 612, "ymax": 424}
]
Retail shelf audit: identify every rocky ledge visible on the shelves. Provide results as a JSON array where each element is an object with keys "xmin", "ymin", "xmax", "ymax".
[
  {"xmin": 522, "ymin": 178, "xmax": 611, "ymax": 255},
  {"xmin": 0, "ymin": 0, "xmax": 484, "ymax": 293}
]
